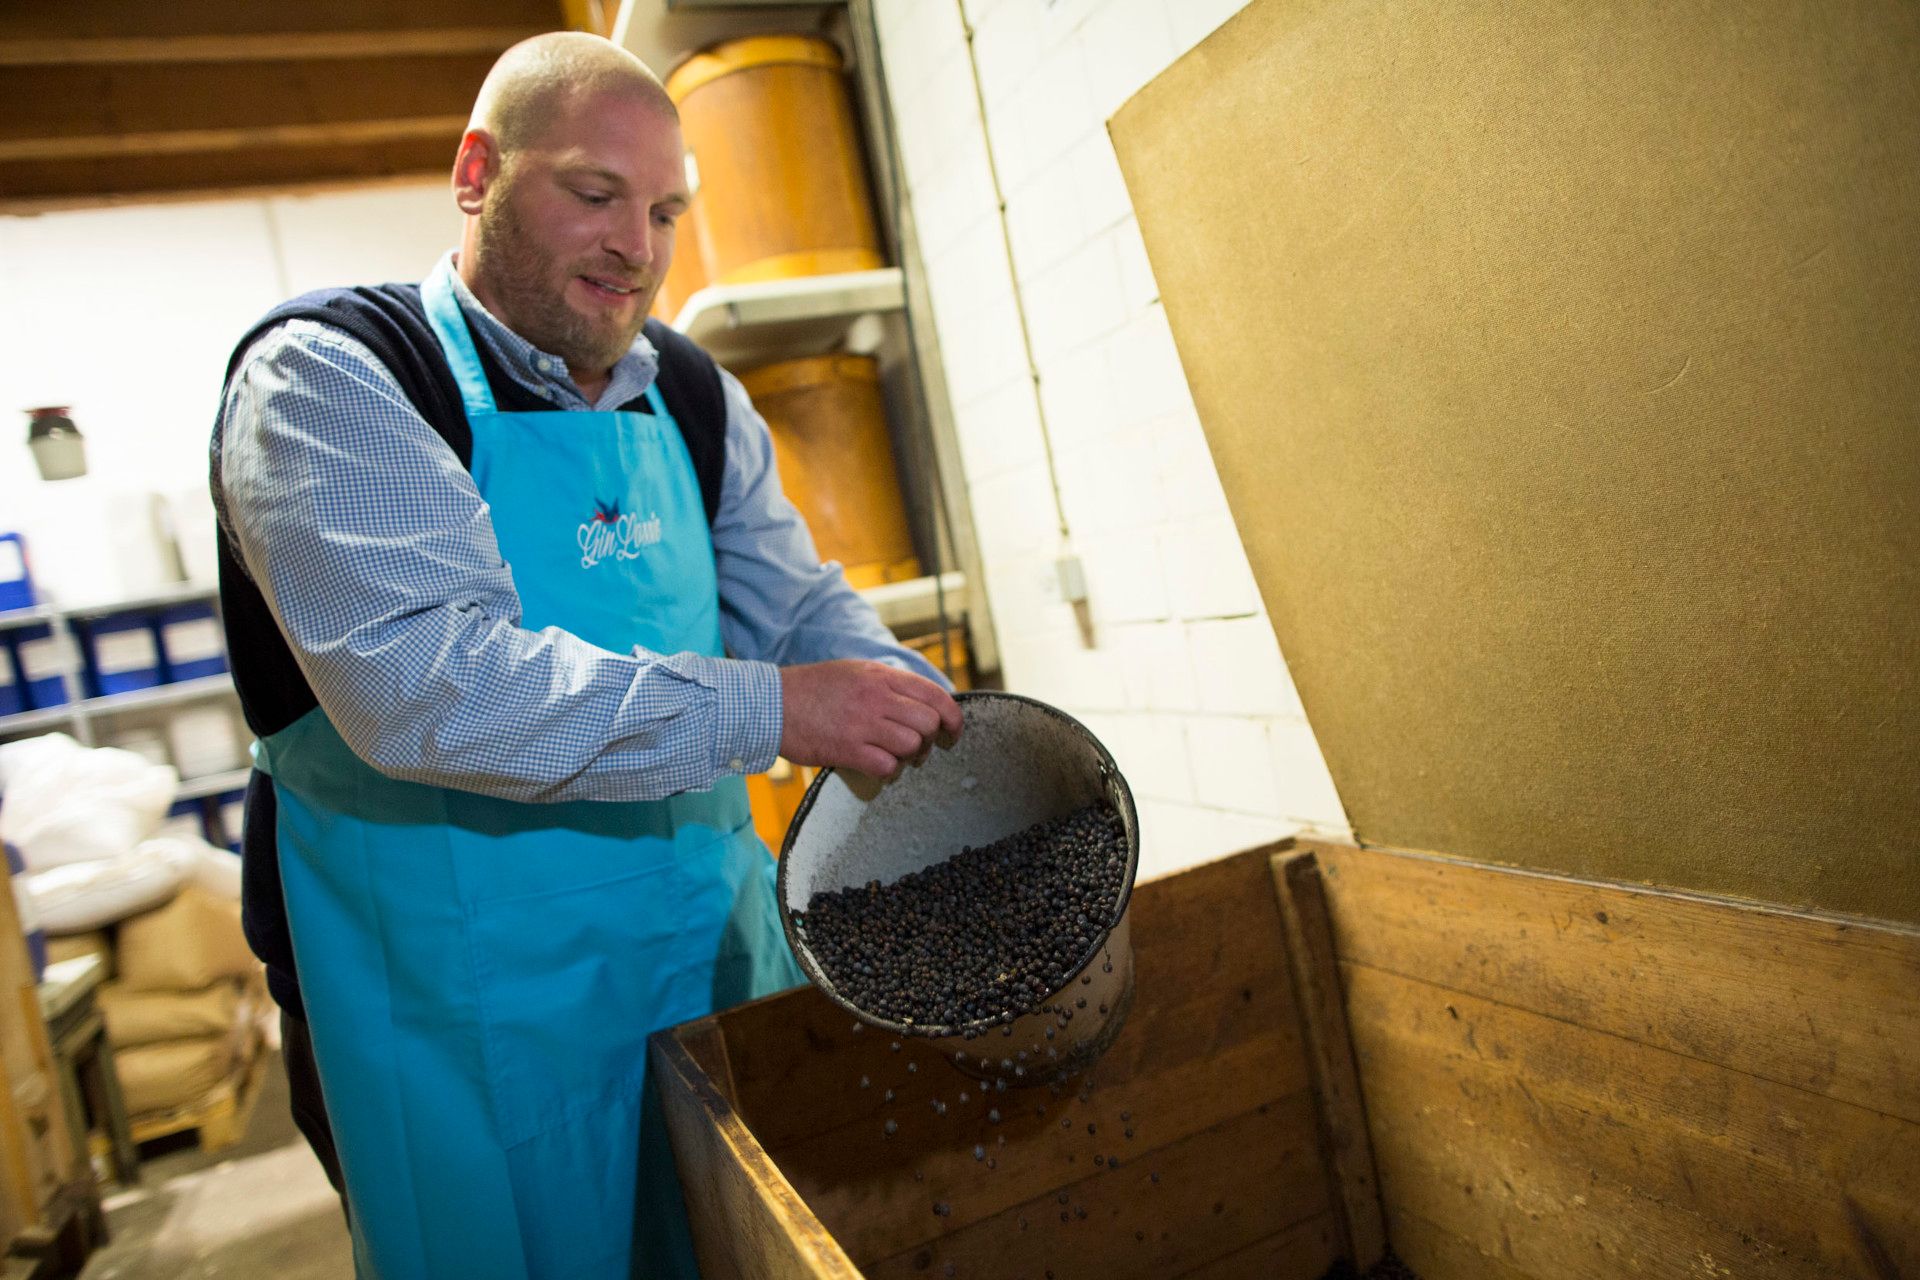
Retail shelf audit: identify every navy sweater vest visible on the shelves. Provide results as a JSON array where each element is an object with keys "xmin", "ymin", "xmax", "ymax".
[{"xmin": 216, "ymin": 284, "xmax": 729, "ymax": 1018}]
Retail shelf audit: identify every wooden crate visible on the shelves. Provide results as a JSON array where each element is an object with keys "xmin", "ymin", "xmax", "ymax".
[
  {"xmin": 653, "ymin": 845, "xmax": 1375, "ymax": 1280},
  {"xmin": 0, "ymin": 860, "xmax": 101, "ymax": 1271},
  {"xmin": 655, "ymin": 835, "xmax": 1920, "ymax": 1279}
]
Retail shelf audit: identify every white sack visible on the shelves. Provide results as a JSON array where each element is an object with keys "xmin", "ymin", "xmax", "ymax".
[
  {"xmin": 190, "ymin": 845, "xmax": 243, "ymax": 901},
  {"xmin": 27, "ymin": 843, "xmax": 196, "ymax": 934},
  {"xmin": 0, "ymin": 733, "xmax": 178, "ymax": 870}
]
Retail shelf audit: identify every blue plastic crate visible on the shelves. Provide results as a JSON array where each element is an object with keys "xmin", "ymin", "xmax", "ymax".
[
  {"xmin": 10, "ymin": 623, "xmax": 73, "ymax": 710},
  {"xmin": 0, "ymin": 640, "xmax": 22, "ymax": 717},
  {"xmin": 158, "ymin": 601, "xmax": 227, "ymax": 682},
  {"xmin": 0, "ymin": 534, "xmax": 33, "ymax": 614},
  {"xmin": 73, "ymin": 611, "xmax": 164, "ymax": 698}
]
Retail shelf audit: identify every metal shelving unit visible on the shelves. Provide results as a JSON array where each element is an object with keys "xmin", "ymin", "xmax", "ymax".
[
  {"xmin": 670, "ymin": 267, "xmax": 905, "ymax": 369},
  {"xmin": 173, "ymin": 767, "xmax": 251, "ymax": 802},
  {"xmin": 0, "ymin": 583, "xmax": 239, "ymax": 814},
  {"xmin": 859, "ymin": 571, "xmax": 966, "ymax": 632},
  {"xmin": 614, "ymin": 0, "xmax": 1000, "ymax": 679},
  {"xmin": 668, "ymin": 267, "xmax": 979, "ymax": 649}
]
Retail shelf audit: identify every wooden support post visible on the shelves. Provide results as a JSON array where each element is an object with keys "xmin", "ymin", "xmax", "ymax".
[{"xmin": 1272, "ymin": 850, "xmax": 1388, "ymax": 1270}]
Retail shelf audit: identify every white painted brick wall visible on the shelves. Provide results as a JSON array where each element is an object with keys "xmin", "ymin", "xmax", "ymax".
[
  {"xmin": 1077, "ymin": 527, "xmax": 1169, "ymax": 625},
  {"xmin": 1185, "ymin": 716, "xmax": 1283, "ymax": 816},
  {"xmin": 1077, "ymin": 0, "xmax": 1180, "ymax": 120},
  {"xmin": 1004, "ymin": 161, "xmax": 1092, "ymax": 282},
  {"xmin": 1107, "ymin": 621, "xmax": 1199, "ymax": 713},
  {"xmin": 1071, "ymin": 134, "xmax": 1134, "ymax": 236},
  {"xmin": 1268, "ymin": 720, "xmax": 1348, "ymax": 828},
  {"xmin": 1035, "ymin": 343, "xmax": 1118, "ymax": 452},
  {"xmin": 1020, "ymin": 235, "xmax": 1127, "ymax": 364},
  {"xmin": 1154, "ymin": 409, "xmax": 1232, "ymax": 521},
  {"xmin": 1189, "ymin": 616, "xmax": 1305, "ymax": 717},
  {"xmin": 1162, "ymin": 516, "xmax": 1264, "ymax": 620},
  {"xmin": 877, "ymin": 0, "xmax": 1353, "ymax": 879},
  {"xmin": 967, "ymin": 462, "xmax": 1062, "ymax": 562},
  {"xmin": 983, "ymin": 551, "xmax": 1074, "ymax": 641},
  {"xmin": 1052, "ymin": 427, "xmax": 1164, "ymax": 539},
  {"xmin": 951, "ymin": 373, "xmax": 1047, "ymax": 484}
]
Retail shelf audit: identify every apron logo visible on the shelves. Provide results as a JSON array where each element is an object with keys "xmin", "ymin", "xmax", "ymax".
[{"xmin": 578, "ymin": 498, "xmax": 662, "ymax": 568}]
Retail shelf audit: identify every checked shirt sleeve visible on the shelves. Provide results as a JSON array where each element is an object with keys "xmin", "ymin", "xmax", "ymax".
[{"xmin": 212, "ymin": 320, "xmax": 781, "ymax": 803}]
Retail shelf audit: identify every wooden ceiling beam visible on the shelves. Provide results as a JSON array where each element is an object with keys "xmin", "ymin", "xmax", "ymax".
[
  {"xmin": 0, "ymin": 27, "xmax": 547, "ymax": 67},
  {"xmin": 0, "ymin": 137, "xmax": 459, "ymax": 209},
  {"xmin": 0, "ymin": 0, "xmax": 569, "ymax": 205},
  {"xmin": 0, "ymin": 0, "xmax": 560, "ymax": 43},
  {"xmin": 0, "ymin": 117, "xmax": 469, "ymax": 165},
  {"xmin": 4, "ymin": 54, "xmax": 496, "ymax": 147}
]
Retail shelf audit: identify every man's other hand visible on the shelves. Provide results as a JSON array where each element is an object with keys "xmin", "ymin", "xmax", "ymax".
[{"xmin": 778, "ymin": 661, "xmax": 964, "ymax": 778}]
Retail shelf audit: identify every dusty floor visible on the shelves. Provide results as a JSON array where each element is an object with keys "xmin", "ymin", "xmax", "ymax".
[{"xmin": 77, "ymin": 1053, "xmax": 352, "ymax": 1280}]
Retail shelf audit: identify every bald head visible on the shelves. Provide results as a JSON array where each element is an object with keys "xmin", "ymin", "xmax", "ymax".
[
  {"xmin": 470, "ymin": 31, "xmax": 676, "ymax": 158},
  {"xmin": 452, "ymin": 32, "xmax": 690, "ymax": 401}
]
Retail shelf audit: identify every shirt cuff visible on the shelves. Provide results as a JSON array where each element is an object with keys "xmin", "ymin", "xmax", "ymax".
[{"xmin": 708, "ymin": 657, "xmax": 783, "ymax": 777}]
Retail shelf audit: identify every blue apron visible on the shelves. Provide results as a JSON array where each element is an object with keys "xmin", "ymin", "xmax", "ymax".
[{"xmin": 256, "ymin": 271, "xmax": 803, "ymax": 1279}]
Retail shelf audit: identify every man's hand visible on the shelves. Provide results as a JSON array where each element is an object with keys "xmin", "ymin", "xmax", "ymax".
[{"xmin": 778, "ymin": 661, "xmax": 963, "ymax": 778}]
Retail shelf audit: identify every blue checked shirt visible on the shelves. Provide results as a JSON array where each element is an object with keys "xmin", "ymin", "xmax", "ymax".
[{"xmin": 212, "ymin": 253, "xmax": 946, "ymax": 805}]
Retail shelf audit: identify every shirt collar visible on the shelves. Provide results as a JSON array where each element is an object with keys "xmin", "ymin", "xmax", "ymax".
[{"xmin": 431, "ymin": 252, "xmax": 661, "ymax": 412}]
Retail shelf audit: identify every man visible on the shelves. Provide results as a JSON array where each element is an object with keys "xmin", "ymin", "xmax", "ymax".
[{"xmin": 211, "ymin": 32, "xmax": 960, "ymax": 1279}]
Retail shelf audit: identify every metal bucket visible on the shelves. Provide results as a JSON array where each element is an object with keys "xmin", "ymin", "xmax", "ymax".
[{"xmin": 777, "ymin": 691, "xmax": 1140, "ymax": 1087}]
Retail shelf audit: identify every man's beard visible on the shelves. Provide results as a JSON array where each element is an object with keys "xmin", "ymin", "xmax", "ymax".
[{"xmin": 472, "ymin": 191, "xmax": 652, "ymax": 375}]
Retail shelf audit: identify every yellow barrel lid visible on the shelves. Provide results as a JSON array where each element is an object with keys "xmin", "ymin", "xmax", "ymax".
[{"xmin": 666, "ymin": 34, "xmax": 844, "ymax": 103}]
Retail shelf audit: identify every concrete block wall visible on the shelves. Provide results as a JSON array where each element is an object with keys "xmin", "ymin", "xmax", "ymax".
[{"xmin": 873, "ymin": 0, "xmax": 1353, "ymax": 879}]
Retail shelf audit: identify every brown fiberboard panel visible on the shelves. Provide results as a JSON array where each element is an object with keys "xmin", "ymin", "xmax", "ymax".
[{"xmin": 1110, "ymin": 0, "xmax": 1920, "ymax": 922}]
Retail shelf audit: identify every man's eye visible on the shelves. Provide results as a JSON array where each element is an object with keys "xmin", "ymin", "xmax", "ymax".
[
  {"xmin": 575, "ymin": 190, "xmax": 611, "ymax": 206},
  {"xmin": 654, "ymin": 210, "xmax": 679, "ymax": 228}
]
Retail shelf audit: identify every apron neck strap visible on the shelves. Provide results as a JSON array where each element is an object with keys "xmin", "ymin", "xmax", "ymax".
[
  {"xmin": 421, "ymin": 268, "xmax": 499, "ymax": 417},
  {"xmin": 642, "ymin": 382, "xmax": 669, "ymax": 419}
]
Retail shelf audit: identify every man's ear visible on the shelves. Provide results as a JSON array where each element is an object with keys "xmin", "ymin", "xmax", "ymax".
[{"xmin": 453, "ymin": 129, "xmax": 499, "ymax": 215}]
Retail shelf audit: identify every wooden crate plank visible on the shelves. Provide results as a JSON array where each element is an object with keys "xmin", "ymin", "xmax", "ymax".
[
  {"xmin": 778, "ymin": 1026, "xmax": 1307, "ymax": 1264},
  {"xmin": 721, "ymin": 849, "xmax": 1303, "ymax": 1153},
  {"xmin": 1172, "ymin": 1212, "xmax": 1342, "ymax": 1279},
  {"xmin": 1387, "ymin": 1208, "xmax": 1538, "ymax": 1280},
  {"xmin": 650, "ymin": 1030, "xmax": 861, "ymax": 1280},
  {"xmin": 1271, "ymin": 851, "xmax": 1387, "ymax": 1268},
  {"xmin": 862, "ymin": 1091, "xmax": 1331, "ymax": 1280},
  {"xmin": 1343, "ymin": 961, "xmax": 1920, "ymax": 1280},
  {"xmin": 679, "ymin": 1017, "xmax": 741, "ymax": 1110},
  {"xmin": 1308, "ymin": 841, "xmax": 1920, "ymax": 1123}
]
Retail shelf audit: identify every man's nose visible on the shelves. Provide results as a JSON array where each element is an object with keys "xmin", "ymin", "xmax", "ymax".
[{"xmin": 605, "ymin": 205, "xmax": 653, "ymax": 267}]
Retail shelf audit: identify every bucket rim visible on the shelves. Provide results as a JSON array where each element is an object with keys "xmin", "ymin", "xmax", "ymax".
[{"xmin": 775, "ymin": 689, "xmax": 1140, "ymax": 1039}]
